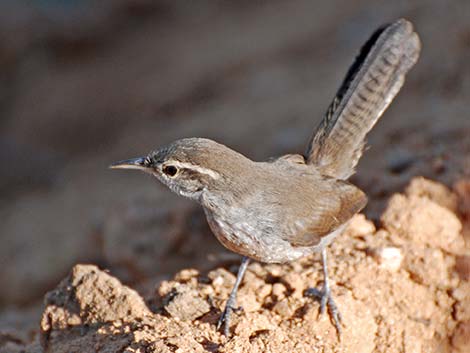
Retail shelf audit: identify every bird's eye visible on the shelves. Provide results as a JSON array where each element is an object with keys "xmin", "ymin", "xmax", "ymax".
[{"xmin": 163, "ymin": 165, "xmax": 178, "ymax": 177}]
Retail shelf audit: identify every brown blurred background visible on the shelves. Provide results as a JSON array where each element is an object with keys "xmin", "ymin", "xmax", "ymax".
[{"xmin": 0, "ymin": 0, "xmax": 469, "ymax": 336}]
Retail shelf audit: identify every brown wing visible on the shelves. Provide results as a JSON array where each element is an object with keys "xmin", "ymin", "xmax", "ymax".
[
  {"xmin": 273, "ymin": 154, "xmax": 306, "ymax": 164},
  {"xmin": 285, "ymin": 181, "xmax": 367, "ymax": 247},
  {"xmin": 305, "ymin": 19, "xmax": 420, "ymax": 180}
]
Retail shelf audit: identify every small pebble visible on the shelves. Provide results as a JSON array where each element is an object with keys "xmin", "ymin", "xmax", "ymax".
[
  {"xmin": 272, "ymin": 283, "xmax": 287, "ymax": 299},
  {"xmin": 371, "ymin": 247, "xmax": 403, "ymax": 272}
]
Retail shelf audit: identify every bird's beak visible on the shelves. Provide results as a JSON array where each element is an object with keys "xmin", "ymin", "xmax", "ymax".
[{"xmin": 109, "ymin": 157, "xmax": 150, "ymax": 171}]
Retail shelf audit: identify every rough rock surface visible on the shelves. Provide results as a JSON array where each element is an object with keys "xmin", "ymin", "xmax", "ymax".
[{"xmin": 5, "ymin": 178, "xmax": 466, "ymax": 353}]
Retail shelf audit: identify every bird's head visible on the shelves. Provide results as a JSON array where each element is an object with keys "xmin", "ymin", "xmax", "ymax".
[{"xmin": 111, "ymin": 138, "xmax": 246, "ymax": 200}]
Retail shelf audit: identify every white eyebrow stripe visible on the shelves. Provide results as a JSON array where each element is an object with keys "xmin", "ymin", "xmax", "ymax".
[{"xmin": 167, "ymin": 161, "xmax": 220, "ymax": 179}]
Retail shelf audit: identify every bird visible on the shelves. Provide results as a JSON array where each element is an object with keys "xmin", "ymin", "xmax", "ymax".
[{"xmin": 111, "ymin": 18, "xmax": 421, "ymax": 338}]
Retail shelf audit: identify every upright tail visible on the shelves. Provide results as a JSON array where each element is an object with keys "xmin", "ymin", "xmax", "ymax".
[{"xmin": 305, "ymin": 19, "xmax": 421, "ymax": 180}]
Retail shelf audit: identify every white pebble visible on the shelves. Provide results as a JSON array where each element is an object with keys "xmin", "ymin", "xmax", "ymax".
[{"xmin": 373, "ymin": 247, "xmax": 403, "ymax": 272}]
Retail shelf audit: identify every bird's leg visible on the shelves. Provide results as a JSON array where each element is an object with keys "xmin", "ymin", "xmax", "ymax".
[
  {"xmin": 305, "ymin": 248, "xmax": 342, "ymax": 338},
  {"xmin": 217, "ymin": 256, "xmax": 250, "ymax": 337}
]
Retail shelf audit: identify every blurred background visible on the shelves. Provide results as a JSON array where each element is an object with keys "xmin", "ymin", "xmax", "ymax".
[{"xmin": 0, "ymin": 0, "xmax": 469, "ymax": 341}]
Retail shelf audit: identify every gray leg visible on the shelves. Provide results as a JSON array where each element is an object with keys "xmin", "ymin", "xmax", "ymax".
[
  {"xmin": 217, "ymin": 256, "xmax": 250, "ymax": 337},
  {"xmin": 306, "ymin": 248, "xmax": 342, "ymax": 338}
]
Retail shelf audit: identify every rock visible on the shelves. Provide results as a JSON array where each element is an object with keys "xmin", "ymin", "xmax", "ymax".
[
  {"xmin": 233, "ymin": 313, "xmax": 277, "ymax": 338},
  {"xmin": 455, "ymin": 255, "xmax": 470, "ymax": 281},
  {"xmin": 271, "ymin": 283, "xmax": 287, "ymax": 300},
  {"xmin": 238, "ymin": 290, "xmax": 262, "ymax": 313},
  {"xmin": 452, "ymin": 283, "xmax": 470, "ymax": 322},
  {"xmin": 403, "ymin": 246, "xmax": 450, "ymax": 287},
  {"xmin": 272, "ymin": 297, "xmax": 297, "ymax": 317},
  {"xmin": 32, "ymin": 194, "xmax": 469, "ymax": 352},
  {"xmin": 174, "ymin": 268, "xmax": 200, "ymax": 283},
  {"xmin": 451, "ymin": 321, "xmax": 470, "ymax": 353},
  {"xmin": 405, "ymin": 177, "xmax": 458, "ymax": 212},
  {"xmin": 370, "ymin": 246, "xmax": 403, "ymax": 272},
  {"xmin": 381, "ymin": 193, "xmax": 464, "ymax": 254},
  {"xmin": 208, "ymin": 268, "xmax": 236, "ymax": 295},
  {"xmin": 163, "ymin": 285, "xmax": 210, "ymax": 321},
  {"xmin": 41, "ymin": 265, "xmax": 151, "ymax": 332},
  {"xmin": 346, "ymin": 214, "xmax": 376, "ymax": 238},
  {"xmin": 282, "ymin": 272, "xmax": 305, "ymax": 298}
]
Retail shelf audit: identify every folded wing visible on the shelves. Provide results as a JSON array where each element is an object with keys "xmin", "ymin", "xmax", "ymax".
[{"xmin": 284, "ymin": 180, "xmax": 367, "ymax": 247}]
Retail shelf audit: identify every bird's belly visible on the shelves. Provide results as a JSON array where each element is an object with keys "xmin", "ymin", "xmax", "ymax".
[{"xmin": 203, "ymin": 210, "xmax": 321, "ymax": 263}]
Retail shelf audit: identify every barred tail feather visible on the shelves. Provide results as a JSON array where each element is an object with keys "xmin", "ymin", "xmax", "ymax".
[{"xmin": 306, "ymin": 19, "xmax": 420, "ymax": 179}]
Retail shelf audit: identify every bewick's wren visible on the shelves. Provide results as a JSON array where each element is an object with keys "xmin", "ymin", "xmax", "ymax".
[{"xmin": 111, "ymin": 19, "xmax": 420, "ymax": 338}]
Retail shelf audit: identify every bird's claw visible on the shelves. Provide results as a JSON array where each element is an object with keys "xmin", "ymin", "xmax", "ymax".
[
  {"xmin": 217, "ymin": 305, "xmax": 234, "ymax": 337},
  {"xmin": 217, "ymin": 299, "xmax": 242, "ymax": 337},
  {"xmin": 305, "ymin": 287, "xmax": 343, "ymax": 339}
]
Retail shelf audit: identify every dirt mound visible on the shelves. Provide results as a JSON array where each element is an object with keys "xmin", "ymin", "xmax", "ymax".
[{"xmin": 4, "ymin": 177, "xmax": 468, "ymax": 353}]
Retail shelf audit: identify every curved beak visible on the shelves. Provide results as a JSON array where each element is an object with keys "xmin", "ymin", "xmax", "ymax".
[{"xmin": 109, "ymin": 157, "xmax": 150, "ymax": 171}]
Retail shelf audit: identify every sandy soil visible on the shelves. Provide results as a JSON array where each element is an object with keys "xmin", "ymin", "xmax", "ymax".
[
  {"xmin": 0, "ymin": 1, "xmax": 469, "ymax": 352},
  {"xmin": 1, "ymin": 177, "xmax": 468, "ymax": 352}
]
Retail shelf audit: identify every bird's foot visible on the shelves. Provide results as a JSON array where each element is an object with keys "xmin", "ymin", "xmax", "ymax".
[
  {"xmin": 216, "ymin": 256, "xmax": 250, "ymax": 338},
  {"xmin": 305, "ymin": 287, "xmax": 342, "ymax": 339},
  {"xmin": 217, "ymin": 296, "xmax": 242, "ymax": 337}
]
